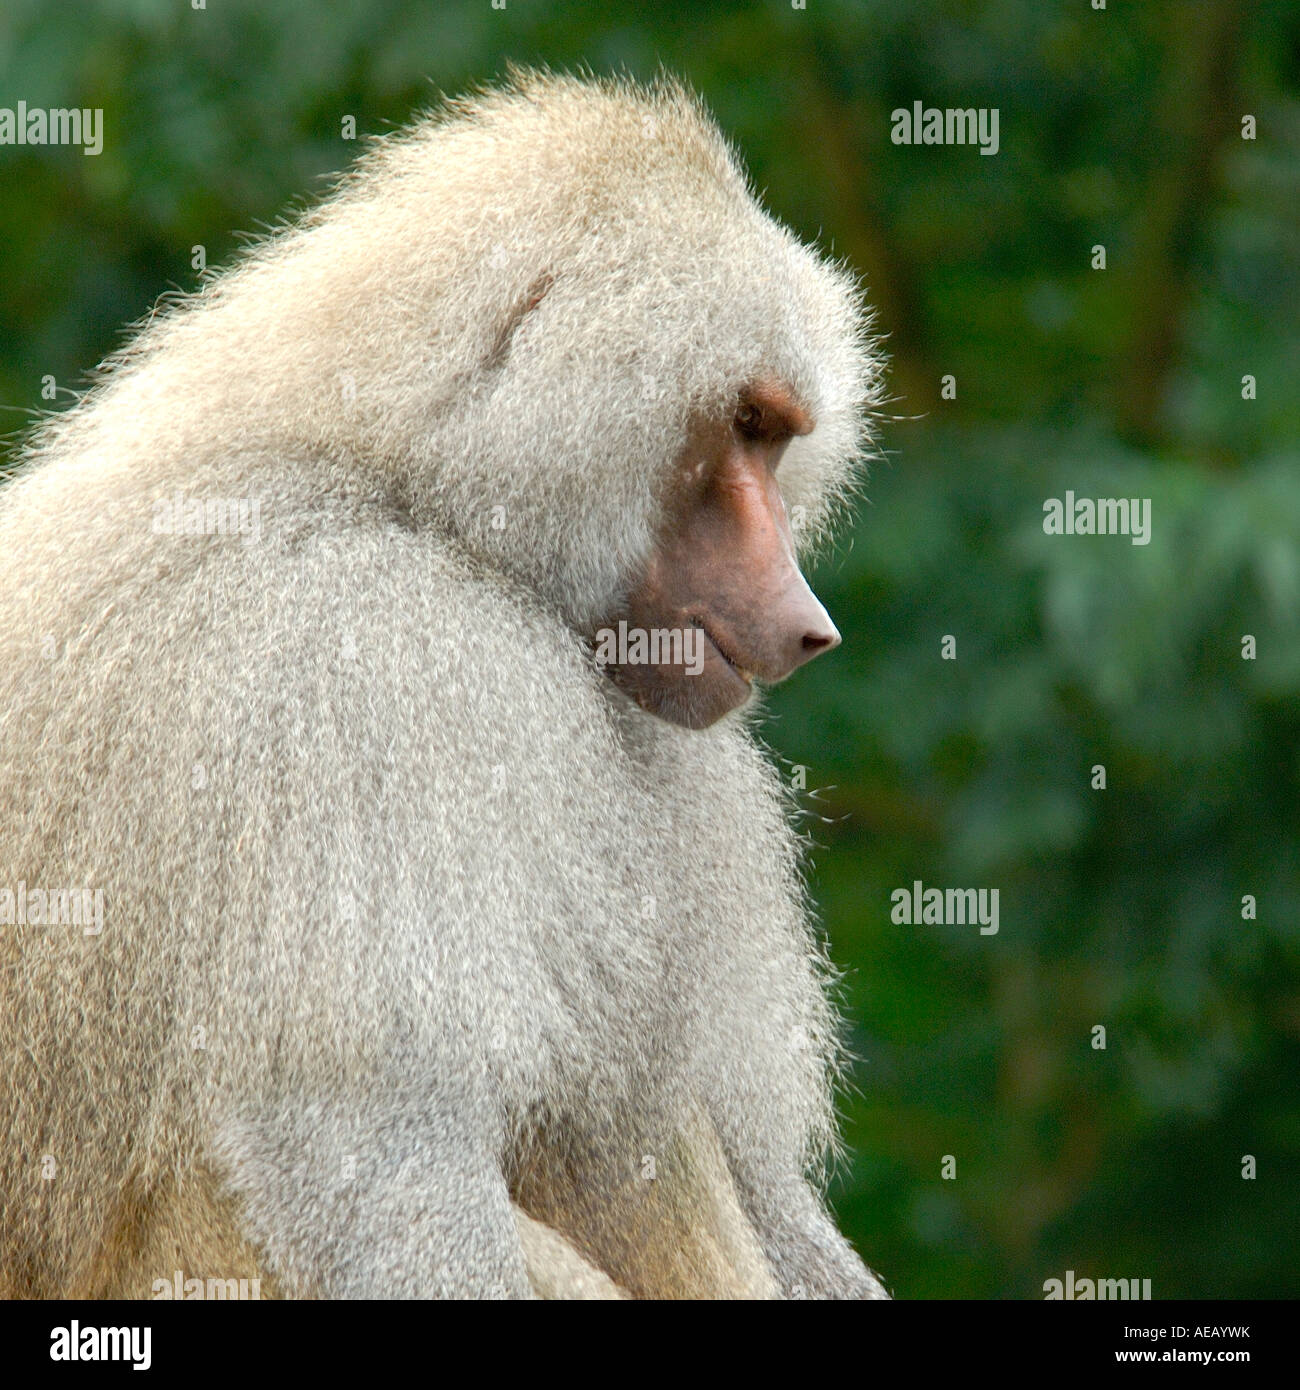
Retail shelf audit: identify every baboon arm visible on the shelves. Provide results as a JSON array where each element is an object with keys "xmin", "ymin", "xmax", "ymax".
[
  {"xmin": 728, "ymin": 1173, "xmax": 891, "ymax": 1300},
  {"xmin": 513, "ymin": 1103, "xmax": 781, "ymax": 1299},
  {"xmin": 514, "ymin": 1208, "xmax": 628, "ymax": 1300},
  {"xmin": 209, "ymin": 1093, "xmax": 534, "ymax": 1299}
]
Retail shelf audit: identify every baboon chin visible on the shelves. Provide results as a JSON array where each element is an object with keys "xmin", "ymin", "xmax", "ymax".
[{"xmin": 0, "ymin": 69, "xmax": 887, "ymax": 1300}]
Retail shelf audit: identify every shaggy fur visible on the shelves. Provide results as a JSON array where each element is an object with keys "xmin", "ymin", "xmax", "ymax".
[{"xmin": 0, "ymin": 71, "xmax": 886, "ymax": 1299}]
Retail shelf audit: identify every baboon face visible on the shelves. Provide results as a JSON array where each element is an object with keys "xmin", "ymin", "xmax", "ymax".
[{"xmin": 603, "ymin": 379, "xmax": 840, "ymax": 730}]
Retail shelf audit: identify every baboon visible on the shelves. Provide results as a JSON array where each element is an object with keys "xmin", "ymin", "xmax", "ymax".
[{"xmin": 0, "ymin": 71, "xmax": 887, "ymax": 1299}]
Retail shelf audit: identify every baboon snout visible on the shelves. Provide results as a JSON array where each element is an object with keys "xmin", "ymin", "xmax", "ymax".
[{"xmin": 766, "ymin": 573, "xmax": 841, "ymax": 680}]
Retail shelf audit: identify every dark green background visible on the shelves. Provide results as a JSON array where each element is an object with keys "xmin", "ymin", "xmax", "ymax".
[{"xmin": 2, "ymin": 0, "xmax": 1296, "ymax": 1298}]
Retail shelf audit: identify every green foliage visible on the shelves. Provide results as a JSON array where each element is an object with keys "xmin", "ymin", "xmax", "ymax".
[
  {"xmin": 2, "ymin": 0, "xmax": 1296, "ymax": 1297},
  {"xmin": 773, "ymin": 431, "xmax": 1300, "ymax": 1296}
]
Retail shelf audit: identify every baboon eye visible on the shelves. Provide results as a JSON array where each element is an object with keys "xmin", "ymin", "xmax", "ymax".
[{"xmin": 734, "ymin": 403, "xmax": 764, "ymax": 440}]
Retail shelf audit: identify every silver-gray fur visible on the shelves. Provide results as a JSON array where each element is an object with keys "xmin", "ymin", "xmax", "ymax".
[{"xmin": 0, "ymin": 70, "xmax": 886, "ymax": 1299}]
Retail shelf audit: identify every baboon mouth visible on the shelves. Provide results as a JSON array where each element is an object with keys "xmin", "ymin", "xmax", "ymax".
[{"xmin": 698, "ymin": 622, "xmax": 754, "ymax": 686}]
